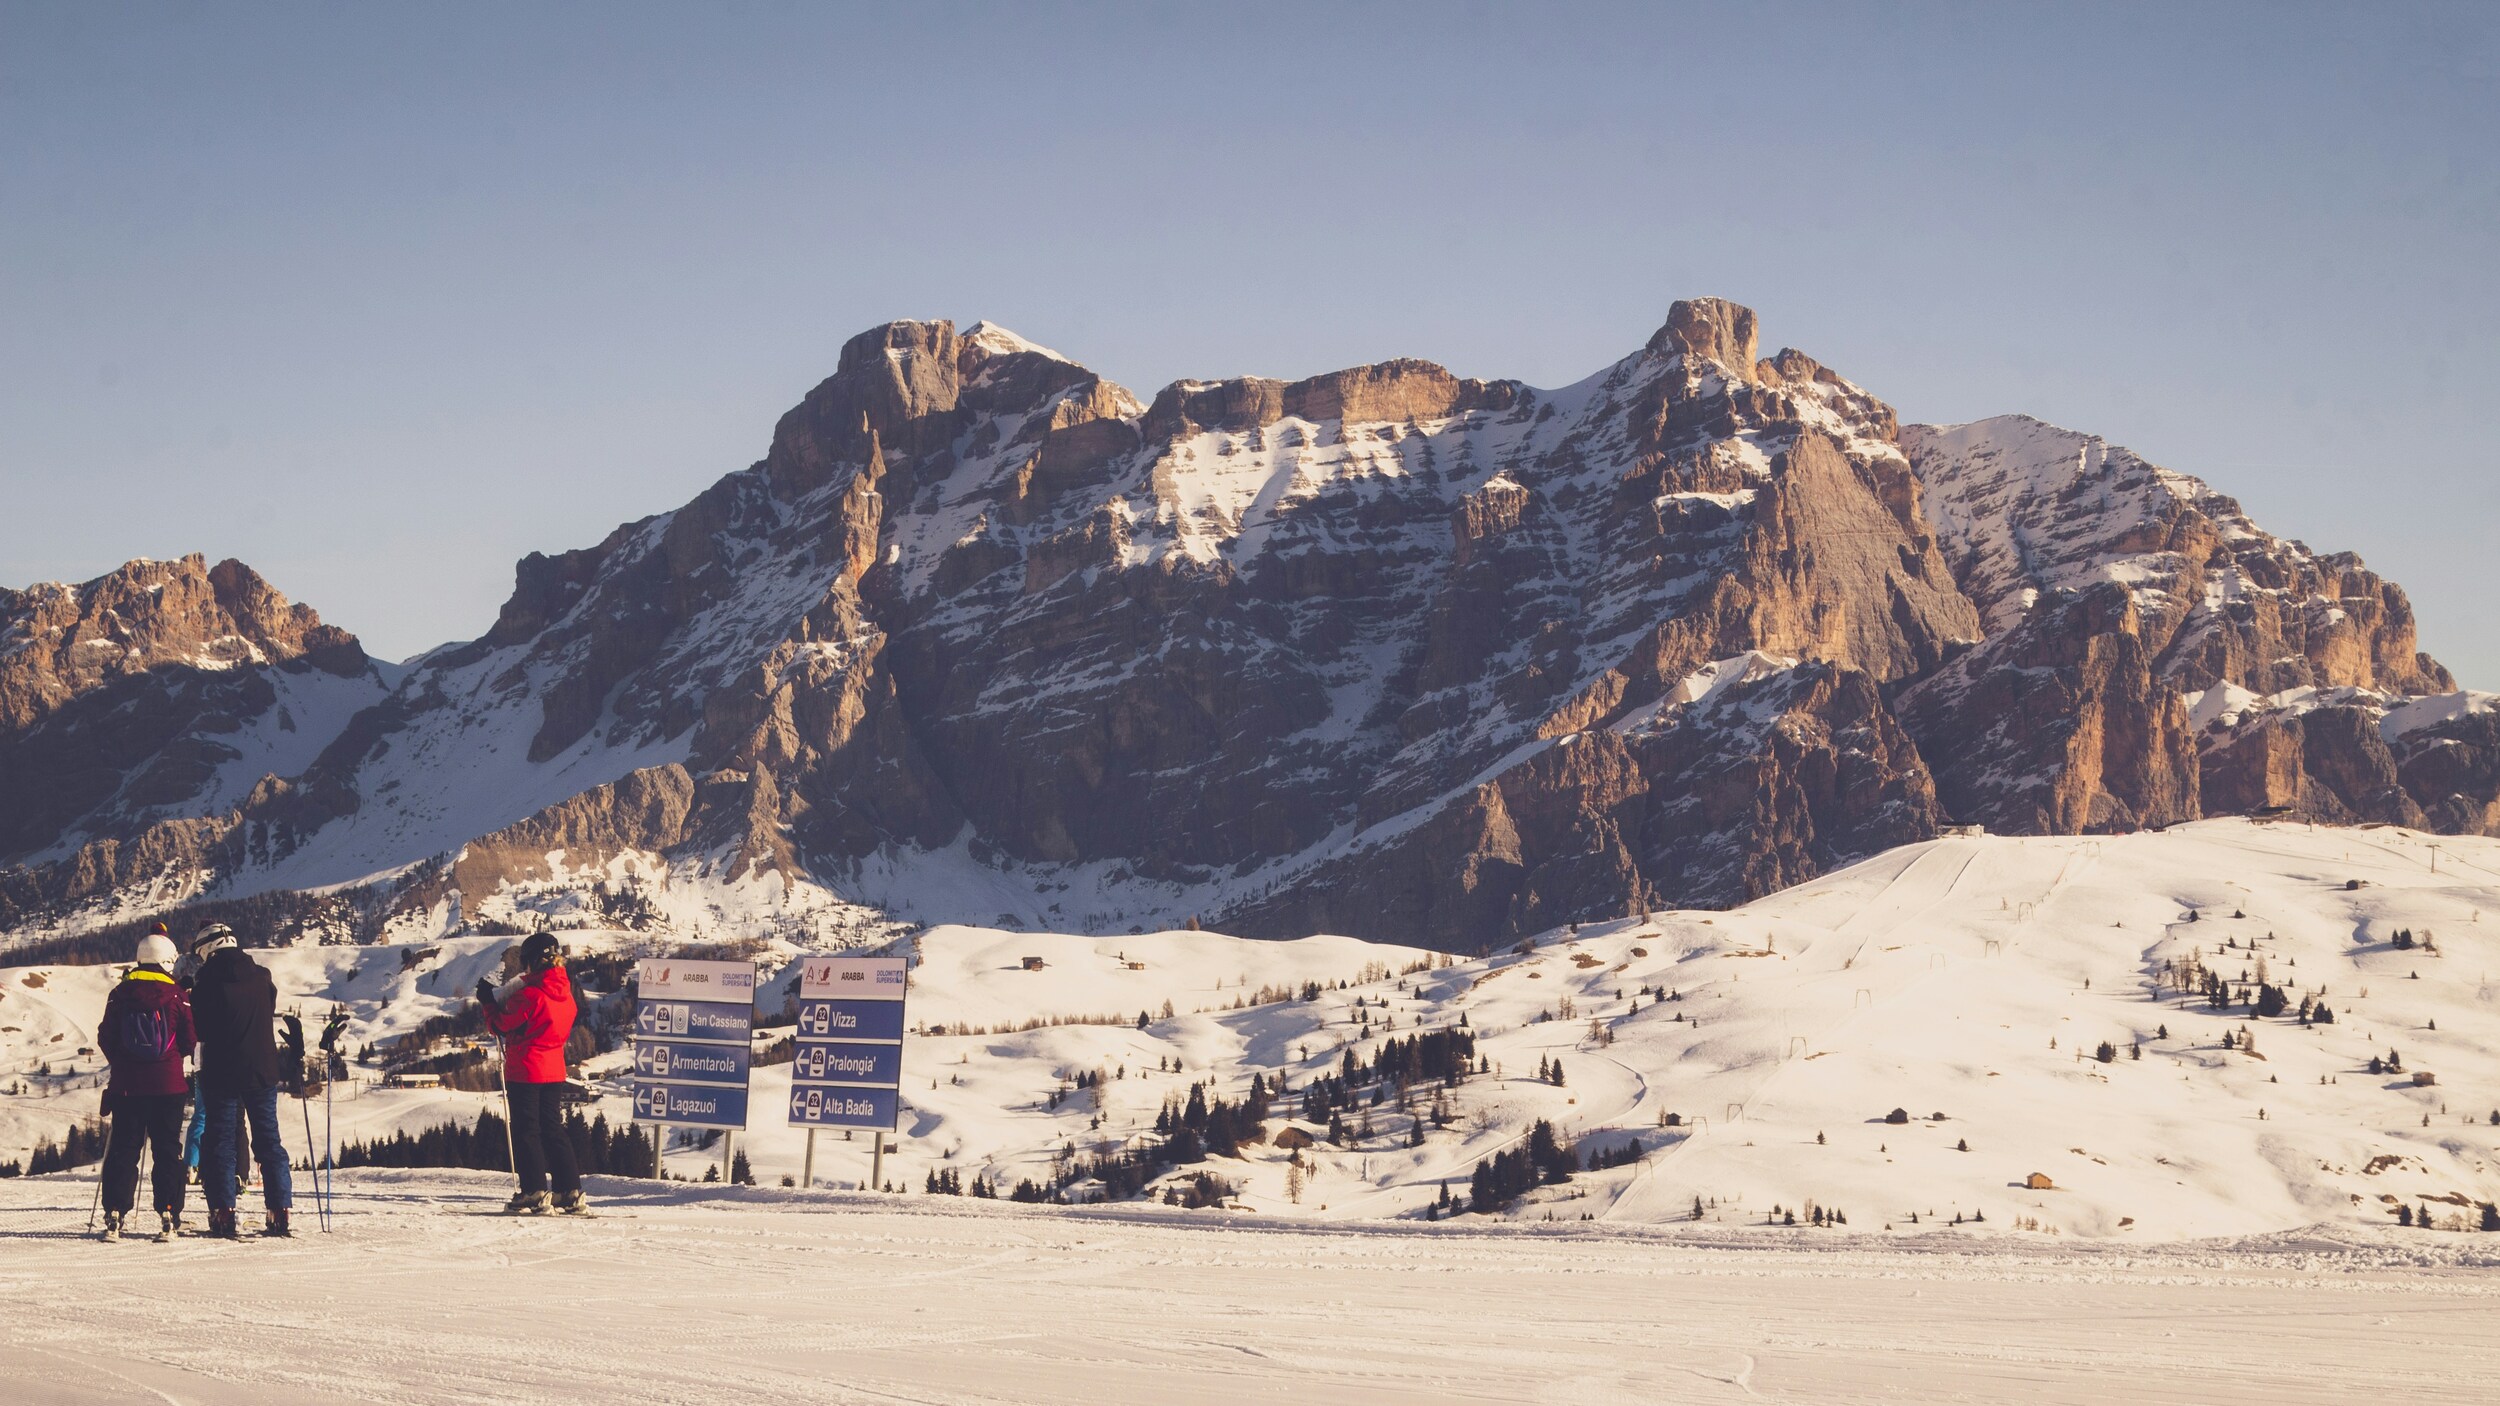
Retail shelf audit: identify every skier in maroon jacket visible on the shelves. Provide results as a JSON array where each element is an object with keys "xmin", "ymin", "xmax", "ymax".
[
  {"xmin": 97, "ymin": 930, "xmax": 196, "ymax": 1241},
  {"xmin": 478, "ymin": 933, "xmax": 585, "ymax": 1214}
]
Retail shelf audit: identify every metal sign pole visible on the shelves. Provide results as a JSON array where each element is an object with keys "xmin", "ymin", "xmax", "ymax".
[
  {"xmin": 802, "ymin": 1128, "xmax": 816, "ymax": 1189},
  {"xmin": 655, "ymin": 1124, "xmax": 666, "ymax": 1181},
  {"xmin": 721, "ymin": 1128, "xmax": 735, "ymax": 1186},
  {"xmin": 871, "ymin": 1134, "xmax": 884, "ymax": 1193}
]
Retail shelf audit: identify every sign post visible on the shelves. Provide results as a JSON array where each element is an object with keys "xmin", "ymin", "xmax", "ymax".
[
  {"xmin": 633, "ymin": 958, "xmax": 756, "ymax": 1181},
  {"xmin": 787, "ymin": 956, "xmax": 908, "ymax": 1190}
]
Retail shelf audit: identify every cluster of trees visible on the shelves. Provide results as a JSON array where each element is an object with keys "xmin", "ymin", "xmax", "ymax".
[
  {"xmin": 1765, "ymin": 1203, "xmax": 1849, "ymax": 1226},
  {"xmin": 1153, "ymin": 1076, "xmax": 1273, "ymax": 1160},
  {"xmin": 15, "ymin": 861, "xmax": 464, "ymax": 965},
  {"xmin": 2368, "ymin": 1049, "xmax": 2407, "ymax": 1075},
  {"xmin": 2161, "ymin": 951, "xmax": 2339, "ymax": 1026},
  {"xmin": 1296, "ymin": 1030, "xmax": 1477, "ymax": 1125},
  {"xmin": 329, "ymin": 1109, "xmax": 658, "ymax": 1177},
  {"xmin": 1465, "ymin": 1120, "xmax": 1576, "ymax": 1213},
  {"xmin": 588, "ymin": 879, "xmax": 664, "ymax": 930},
  {"xmin": 924, "ymin": 1168, "xmax": 998, "ymax": 1197},
  {"xmin": 1009, "ymin": 1079, "xmax": 1275, "ymax": 1204},
  {"xmin": 1583, "ymin": 1139, "xmax": 1642, "ymax": 1171},
  {"xmin": 1041, "ymin": 1066, "xmax": 1115, "ymax": 1112},
  {"xmin": 1156, "ymin": 1171, "xmax": 1237, "ymax": 1208},
  {"xmin": 1534, "ymin": 1055, "xmax": 1567, "ymax": 1086},
  {"xmin": 2397, "ymin": 1201, "xmax": 2500, "ymax": 1231},
  {"xmin": 0, "ymin": 1119, "xmax": 108, "ymax": 1176}
]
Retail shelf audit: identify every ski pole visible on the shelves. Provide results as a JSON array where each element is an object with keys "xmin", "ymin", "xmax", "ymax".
[
  {"xmin": 299, "ymin": 1090, "xmax": 322, "ymax": 1231},
  {"xmin": 495, "ymin": 1045, "xmax": 518, "ymax": 1179},
  {"xmin": 322, "ymin": 1065, "xmax": 336, "ymax": 1230},
  {"xmin": 315, "ymin": 1007, "xmax": 347, "ymax": 1231}
]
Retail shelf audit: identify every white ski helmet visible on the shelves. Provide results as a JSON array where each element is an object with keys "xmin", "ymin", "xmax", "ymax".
[
  {"xmin": 134, "ymin": 933, "xmax": 178, "ymax": 967},
  {"xmin": 191, "ymin": 923, "xmax": 238, "ymax": 959}
]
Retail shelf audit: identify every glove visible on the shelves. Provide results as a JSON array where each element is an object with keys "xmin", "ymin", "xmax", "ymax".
[{"xmin": 475, "ymin": 978, "xmax": 497, "ymax": 1007}]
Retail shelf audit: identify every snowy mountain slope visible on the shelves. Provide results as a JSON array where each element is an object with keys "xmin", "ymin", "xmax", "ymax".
[{"xmin": 7, "ymin": 820, "xmax": 2497, "ymax": 1242}]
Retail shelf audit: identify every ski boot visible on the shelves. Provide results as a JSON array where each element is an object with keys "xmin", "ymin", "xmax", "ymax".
[
  {"xmin": 206, "ymin": 1208, "xmax": 240, "ymax": 1240},
  {"xmin": 157, "ymin": 1210, "xmax": 181, "ymax": 1243},
  {"xmin": 503, "ymin": 1190, "xmax": 552, "ymax": 1215},
  {"xmin": 99, "ymin": 1211, "xmax": 122, "ymax": 1242},
  {"xmin": 263, "ymin": 1207, "xmax": 291, "ymax": 1238},
  {"xmin": 552, "ymin": 1190, "xmax": 590, "ymax": 1216}
]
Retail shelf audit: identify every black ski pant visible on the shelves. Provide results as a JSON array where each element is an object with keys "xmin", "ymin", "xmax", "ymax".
[
  {"xmin": 103, "ymin": 1092, "xmax": 188, "ymax": 1216},
  {"xmin": 507, "ymin": 1080, "xmax": 580, "ymax": 1196}
]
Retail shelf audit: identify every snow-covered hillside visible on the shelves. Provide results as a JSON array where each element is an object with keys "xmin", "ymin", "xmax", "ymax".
[{"xmin": 6, "ymin": 820, "xmax": 2498, "ymax": 1241}]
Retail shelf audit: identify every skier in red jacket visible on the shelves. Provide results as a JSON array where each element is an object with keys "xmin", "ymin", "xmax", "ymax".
[
  {"xmin": 97, "ymin": 930, "xmax": 196, "ymax": 1240},
  {"xmin": 477, "ymin": 933, "xmax": 583, "ymax": 1214}
]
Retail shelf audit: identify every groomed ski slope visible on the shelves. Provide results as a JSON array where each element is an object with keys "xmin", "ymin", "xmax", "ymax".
[
  {"xmin": 0, "ymin": 1169, "xmax": 2495, "ymax": 1406},
  {"xmin": 5, "ymin": 819, "xmax": 2500, "ymax": 1243}
]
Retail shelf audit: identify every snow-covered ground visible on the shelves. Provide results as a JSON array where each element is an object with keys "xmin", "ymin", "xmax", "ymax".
[
  {"xmin": 0, "ymin": 1168, "xmax": 2494, "ymax": 1405},
  {"xmin": 6, "ymin": 819, "xmax": 2500, "ymax": 1245}
]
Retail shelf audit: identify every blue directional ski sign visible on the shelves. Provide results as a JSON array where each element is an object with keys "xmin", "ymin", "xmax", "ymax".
[
  {"xmin": 632, "ymin": 1039, "xmax": 752, "ymax": 1084},
  {"xmin": 632, "ymin": 958, "xmax": 755, "ymax": 1130},
  {"xmin": 635, "ymin": 1082, "xmax": 751, "ymax": 1127},
  {"xmin": 788, "ymin": 957, "xmax": 907, "ymax": 1130}
]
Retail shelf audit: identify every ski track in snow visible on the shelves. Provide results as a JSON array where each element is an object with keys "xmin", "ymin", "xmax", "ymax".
[{"xmin": 0, "ymin": 1169, "xmax": 2495, "ymax": 1406}]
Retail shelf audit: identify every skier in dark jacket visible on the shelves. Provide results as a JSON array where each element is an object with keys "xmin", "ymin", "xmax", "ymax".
[
  {"xmin": 478, "ymin": 933, "xmax": 584, "ymax": 1214},
  {"xmin": 189, "ymin": 924, "xmax": 295, "ymax": 1237},
  {"xmin": 174, "ymin": 939, "xmax": 251, "ymax": 1190},
  {"xmin": 97, "ymin": 930, "xmax": 196, "ymax": 1241}
]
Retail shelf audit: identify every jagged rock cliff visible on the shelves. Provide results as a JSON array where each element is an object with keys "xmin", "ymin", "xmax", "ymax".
[
  {"xmin": 1901, "ymin": 416, "xmax": 2467, "ymax": 837},
  {"xmin": 0, "ymin": 555, "xmax": 387, "ymax": 883},
  {"xmin": 1, "ymin": 306, "xmax": 2487, "ymax": 950}
]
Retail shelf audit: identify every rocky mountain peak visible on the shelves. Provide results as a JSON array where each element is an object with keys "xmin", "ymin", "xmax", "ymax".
[
  {"xmin": 0, "ymin": 554, "xmax": 387, "ymax": 878},
  {"xmin": 0, "ymin": 554, "xmax": 365, "ymax": 732},
  {"xmin": 1645, "ymin": 297, "xmax": 1761, "ymax": 379}
]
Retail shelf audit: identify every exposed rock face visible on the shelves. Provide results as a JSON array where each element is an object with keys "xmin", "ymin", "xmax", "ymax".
[
  {"xmin": 841, "ymin": 296, "xmax": 1975, "ymax": 941},
  {"xmin": 0, "ymin": 555, "xmax": 382, "ymax": 868},
  {"xmin": 1906, "ymin": 416, "xmax": 2445, "ymax": 695},
  {"xmin": 3, "ymin": 305, "xmax": 2492, "ymax": 950},
  {"xmin": 1901, "ymin": 415, "xmax": 2456, "ymax": 834},
  {"xmin": 1898, "ymin": 585, "xmax": 2198, "ymax": 833},
  {"xmin": 2200, "ymin": 707, "xmax": 2418, "ymax": 827},
  {"xmin": 1231, "ymin": 658, "xmax": 1937, "ymax": 945},
  {"xmin": 2193, "ymin": 692, "xmax": 2500, "ymax": 836}
]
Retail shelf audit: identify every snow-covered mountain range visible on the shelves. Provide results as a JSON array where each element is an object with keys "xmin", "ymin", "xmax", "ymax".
[{"xmin": 3, "ymin": 300, "xmax": 2493, "ymax": 949}]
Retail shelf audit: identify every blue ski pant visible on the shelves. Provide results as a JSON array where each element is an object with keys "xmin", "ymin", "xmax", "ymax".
[{"xmin": 201, "ymin": 1085, "xmax": 292, "ymax": 1213}]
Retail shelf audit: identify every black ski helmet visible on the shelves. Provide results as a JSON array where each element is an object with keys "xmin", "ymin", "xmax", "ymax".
[{"xmin": 519, "ymin": 932, "xmax": 563, "ymax": 969}]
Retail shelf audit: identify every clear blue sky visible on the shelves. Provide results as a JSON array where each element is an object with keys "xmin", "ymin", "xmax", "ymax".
[{"xmin": 4, "ymin": 2, "xmax": 2495, "ymax": 681}]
